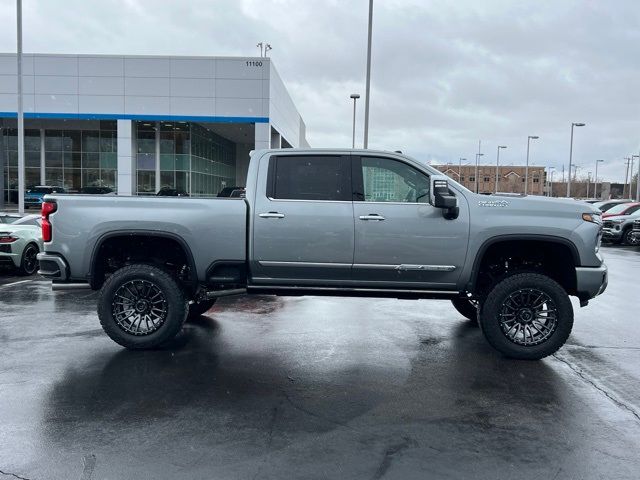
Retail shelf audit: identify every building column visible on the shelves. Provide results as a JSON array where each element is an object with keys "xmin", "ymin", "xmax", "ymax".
[
  {"xmin": 40, "ymin": 128, "xmax": 45, "ymax": 185},
  {"xmin": 0, "ymin": 125, "xmax": 5, "ymax": 209},
  {"xmin": 255, "ymin": 122, "xmax": 270, "ymax": 151},
  {"xmin": 155, "ymin": 121, "xmax": 161, "ymax": 193},
  {"xmin": 117, "ymin": 119, "xmax": 136, "ymax": 196},
  {"xmin": 270, "ymin": 128, "xmax": 281, "ymax": 149}
]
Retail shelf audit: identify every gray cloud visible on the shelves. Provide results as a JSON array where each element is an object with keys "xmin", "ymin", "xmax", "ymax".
[{"xmin": 0, "ymin": 0, "xmax": 638, "ymax": 182}]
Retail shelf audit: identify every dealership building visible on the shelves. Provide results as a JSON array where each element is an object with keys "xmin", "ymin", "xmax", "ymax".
[{"xmin": 0, "ymin": 53, "xmax": 308, "ymax": 204}]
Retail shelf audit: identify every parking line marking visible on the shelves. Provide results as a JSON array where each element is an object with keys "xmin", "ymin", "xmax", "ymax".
[{"xmin": 0, "ymin": 279, "xmax": 34, "ymax": 288}]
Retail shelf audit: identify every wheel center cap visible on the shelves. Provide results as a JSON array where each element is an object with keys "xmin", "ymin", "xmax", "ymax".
[
  {"xmin": 135, "ymin": 300, "xmax": 149, "ymax": 313},
  {"xmin": 518, "ymin": 308, "xmax": 533, "ymax": 323}
]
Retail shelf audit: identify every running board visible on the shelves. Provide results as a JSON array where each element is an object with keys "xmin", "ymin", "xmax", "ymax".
[
  {"xmin": 204, "ymin": 288, "xmax": 247, "ymax": 299},
  {"xmin": 247, "ymin": 285, "xmax": 460, "ymax": 300},
  {"xmin": 51, "ymin": 282, "xmax": 92, "ymax": 291}
]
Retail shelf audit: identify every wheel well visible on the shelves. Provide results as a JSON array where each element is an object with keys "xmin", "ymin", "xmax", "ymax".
[
  {"xmin": 472, "ymin": 240, "xmax": 577, "ymax": 297},
  {"xmin": 91, "ymin": 234, "xmax": 196, "ymax": 292}
]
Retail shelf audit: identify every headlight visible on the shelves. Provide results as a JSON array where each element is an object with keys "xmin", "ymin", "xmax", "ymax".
[{"xmin": 582, "ymin": 212, "xmax": 602, "ymax": 224}]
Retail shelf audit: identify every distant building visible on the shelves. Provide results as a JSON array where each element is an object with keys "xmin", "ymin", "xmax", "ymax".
[
  {"xmin": 434, "ymin": 164, "xmax": 546, "ymax": 195},
  {"xmin": 0, "ymin": 53, "xmax": 308, "ymax": 205}
]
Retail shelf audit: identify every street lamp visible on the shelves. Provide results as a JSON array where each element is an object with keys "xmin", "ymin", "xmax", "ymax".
[
  {"xmin": 459, "ymin": 157, "xmax": 467, "ymax": 178},
  {"xmin": 586, "ymin": 171, "xmax": 592, "ymax": 198},
  {"xmin": 349, "ymin": 94, "xmax": 360, "ymax": 149},
  {"xmin": 547, "ymin": 167, "xmax": 556, "ymax": 197},
  {"xmin": 495, "ymin": 145, "xmax": 507, "ymax": 193},
  {"xmin": 17, "ymin": 0, "xmax": 25, "ymax": 213},
  {"xmin": 363, "ymin": 0, "xmax": 373, "ymax": 149},
  {"xmin": 632, "ymin": 155, "xmax": 639, "ymax": 201},
  {"xmin": 623, "ymin": 157, "xmax": 631, "ymax": 198},
  {"xmin": 525, "ymin": 136, "xmax": 539, "ymax": 195},
  {"xmin": 567, "ymin": 122, "xmax": 585, "ymax": 198},
  {"xmin": 475, "ymin": 153, "xmax": 484, "ymax": 193},
  {"xmin": 594, "ymin": 159, "xmax": 604, "ymax": 199}
]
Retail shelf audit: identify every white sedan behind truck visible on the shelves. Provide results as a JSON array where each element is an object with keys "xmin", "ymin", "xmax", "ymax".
[{"xmin": 0, "ymin": 215, "xmax": 43, "ymax": 275}]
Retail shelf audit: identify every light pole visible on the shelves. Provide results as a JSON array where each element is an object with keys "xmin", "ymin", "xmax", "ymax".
[
  {"xmin": 349, "ymin": 94, "xmax": 360, "ymax": 149},
  {"xmin": 459, "ymin": 157, "xmax": 467, "ymax": 178},
  {"xmin": 547, "ymin": 167, "xmax": 555, "ymax": 197},
  {"xmin": 495, "ymin": 145, "xmax": 506, "ymax": 193},
  {"xmin": 17, "ymin": 0, "xmax": 25, "ymax": 213},
  {"xmin": 363, "ymin": 0, "xmax": 373, "ymax": 149},
  {"xmin": 594, "ymin": 159, "xmax": 604, "ymax": 199},
  {"xmin": 567, "ymin": 122, "xmax": 585, "ymax": 198},
  {"xmin": 632, "ymin": 155, "xmax": 639, "ymax": 201},
  {"xmin": 525, "ymin": 135, "xmax": 539, "ymax": 195},
  {"xmin": 475, "ymin": 153, "xmax": 484, "ymax": 193},
  {"xmin": 623, "ymin": 157, "xmax": 631, "ymax": 198},
  {"xmin": 586, "ymin": 171, "xmax": 592, "ymax": 198},
  {"xmin": 636, "ymin": 151, "xmax": 640, "ymax": 202}
]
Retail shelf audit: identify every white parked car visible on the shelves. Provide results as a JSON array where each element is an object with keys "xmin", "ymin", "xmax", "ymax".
[{"xmin": 0, "ymin": 214, "xmax": 43, "ymax": 275}]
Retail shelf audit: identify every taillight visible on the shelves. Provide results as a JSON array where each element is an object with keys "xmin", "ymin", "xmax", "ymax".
[
  {"xmin": 0, "ymin": 235, "xmax": 17, "ymax": 243},
  {"xmin": 41, "ymin": 201, "xmax": 57, "ymax": 242}
]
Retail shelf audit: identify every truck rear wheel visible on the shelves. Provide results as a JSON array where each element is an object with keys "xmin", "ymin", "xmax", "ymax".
[
  {"xmin": 188, "ymin": 299, "xmax": 216, "ymax": 319},
  {"xmin": 478, "ymin": 273, "xmax": 573, "ymax": 360},
  {"xmin": 97, "ymin": 264, "xmax": 188, "ymax": 349},
  {"xmin": 451, "ymin": 297, "xmax": 479, "ymax": 324}
]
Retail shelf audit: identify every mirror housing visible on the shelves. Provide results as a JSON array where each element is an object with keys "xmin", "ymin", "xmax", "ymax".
[{"xmin": 430, "ymin": 175, "xmax": 459, "ymax": 220}]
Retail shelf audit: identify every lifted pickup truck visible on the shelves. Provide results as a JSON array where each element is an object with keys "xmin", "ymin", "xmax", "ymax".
[{"xmin": 37, "ymin": 149, "xmax": 608, "ymax": 360}]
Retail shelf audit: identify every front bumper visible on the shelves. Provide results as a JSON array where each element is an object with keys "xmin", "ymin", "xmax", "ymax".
[
  {"xmin": 36, "ymin": 252, "xmax": 69, "ymax": 280},
  {"xmin": 602, "ymin": 227, "xmax": 623, "ymax": 241},
  {"xmin": 575, "ymin": 263, "xmax": 608, "ymax": 302}
]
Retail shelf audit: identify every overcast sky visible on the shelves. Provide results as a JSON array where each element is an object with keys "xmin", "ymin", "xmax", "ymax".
[{"xmin": 1, "ymin": 0, "xmax": 638, "ymax": 182}]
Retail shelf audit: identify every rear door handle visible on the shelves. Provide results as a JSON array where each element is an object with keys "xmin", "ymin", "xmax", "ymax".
[
  {"xmin": 259, "ymin": 212, "xmax": 285, "ymax": 219},
  {"xmin": 359, "ymin": 214, "xmax": 385, "ymax": 221}
]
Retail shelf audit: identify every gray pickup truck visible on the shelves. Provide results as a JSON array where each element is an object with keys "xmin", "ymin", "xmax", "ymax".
[{"xmin": 37, "ymin": 149, "xmax": 608, "ymax": 360}]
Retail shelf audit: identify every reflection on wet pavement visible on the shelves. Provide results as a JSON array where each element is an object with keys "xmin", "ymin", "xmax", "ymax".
[{"xmin": 0, "ymin": 246, "xmax": 639, "ymax": 479}]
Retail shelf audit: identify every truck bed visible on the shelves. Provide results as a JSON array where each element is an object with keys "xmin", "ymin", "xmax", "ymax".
[{"xmin": 45, "ymin": 194, "xmax": 247, "ymax": 282}]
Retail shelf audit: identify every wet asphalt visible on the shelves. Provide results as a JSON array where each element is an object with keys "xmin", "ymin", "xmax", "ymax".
[{"xmin": 0, "ymin": 246, "xmax": 639, "ymax": 480}]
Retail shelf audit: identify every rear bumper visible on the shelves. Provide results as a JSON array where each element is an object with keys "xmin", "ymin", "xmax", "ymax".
[
  {"xmin": 0, "ymin": 250, "xmax": 20, "ymax": 268},
  {"xmin": 575, "ymin": 263, "xmax": 608, "ymax": 301},
  {"xmin": 36, "ymin": 252, "xmax": 69, "ymax": 280}
]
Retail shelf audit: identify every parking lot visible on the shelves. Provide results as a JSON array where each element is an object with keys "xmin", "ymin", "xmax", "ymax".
[{"xmin": 0, "ymin": 245, "xmax": 638, "ymax": 480}]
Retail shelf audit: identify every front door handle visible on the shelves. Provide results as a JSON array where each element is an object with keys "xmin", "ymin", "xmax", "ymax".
[
  {"xmin": 259, "ymin": 212, "xmax": 285, "ymax": 219},
  {"xmin": 359, "ymin": 214, "xmax": 385, "ymax": 221}
]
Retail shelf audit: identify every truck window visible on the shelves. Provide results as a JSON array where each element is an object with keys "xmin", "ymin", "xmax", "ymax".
[
  {"xmin": 359, "ymin": 157, "xmax": 430, "ymax": 203},
  {"xmin": 271, "ymin": 155, "xmax": 351, "ymax": 201}
]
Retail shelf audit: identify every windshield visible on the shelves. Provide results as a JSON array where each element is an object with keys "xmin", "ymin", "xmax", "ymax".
[{"xmin": 605, "ymin": 203, "xmax": 633, "ymax": 215}]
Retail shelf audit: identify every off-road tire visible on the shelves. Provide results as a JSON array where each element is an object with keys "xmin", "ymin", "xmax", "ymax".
[
  {"xmin": 97, "ymin": 264, "xmax": 188, "ymax": 349},
  {"xmin": 17, "ymin": 243, "xmax": 39, "ymax": 276},
  {"xmin": 188, "ymin": 299, "xmax": 216, "ymax": 319},
  {"xmin": 451, "ymin": 297, "xmax": 479, "ymax": 325},
  {"xmin": 479, "ymin": 273, "xmax": 573, "ymax": 360}
]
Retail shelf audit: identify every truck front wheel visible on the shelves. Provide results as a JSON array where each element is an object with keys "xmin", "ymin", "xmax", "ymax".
[
  {"xmin": 479, "ymin": 273, "xmax": 573, "ymax": 360},
  {"xmin": 97, "ymin": 264, "xmax": 188, "ymax": 349}
]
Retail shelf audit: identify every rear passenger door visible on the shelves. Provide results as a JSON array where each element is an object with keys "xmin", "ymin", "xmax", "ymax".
[{"xmin": 251, "ymin": 154, "xmax": 354, "ymax": 285}]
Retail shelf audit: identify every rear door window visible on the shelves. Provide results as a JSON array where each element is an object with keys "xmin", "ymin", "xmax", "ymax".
[{"xmin": 269, "ymin": 155, "xmax": 351, "ymax": 201}]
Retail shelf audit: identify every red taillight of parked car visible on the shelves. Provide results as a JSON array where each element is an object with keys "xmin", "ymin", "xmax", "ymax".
[
  {"xmin": 0, "ymin": 235, "xmax": 17, "ymax": 243},
  {"xmin": 41, "ymin": 201, "xmax": 57, "ymax": 242}
]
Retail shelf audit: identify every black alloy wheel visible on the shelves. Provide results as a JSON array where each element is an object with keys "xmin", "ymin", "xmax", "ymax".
[{"xmin": 18, "ymin": 243, "xmax": 39, "ymax": 276}]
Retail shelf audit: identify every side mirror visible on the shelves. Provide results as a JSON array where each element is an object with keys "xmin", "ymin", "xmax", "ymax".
[{"xmin": 430, "ymin": 175, "xmax": 459, "ymax": 220}]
